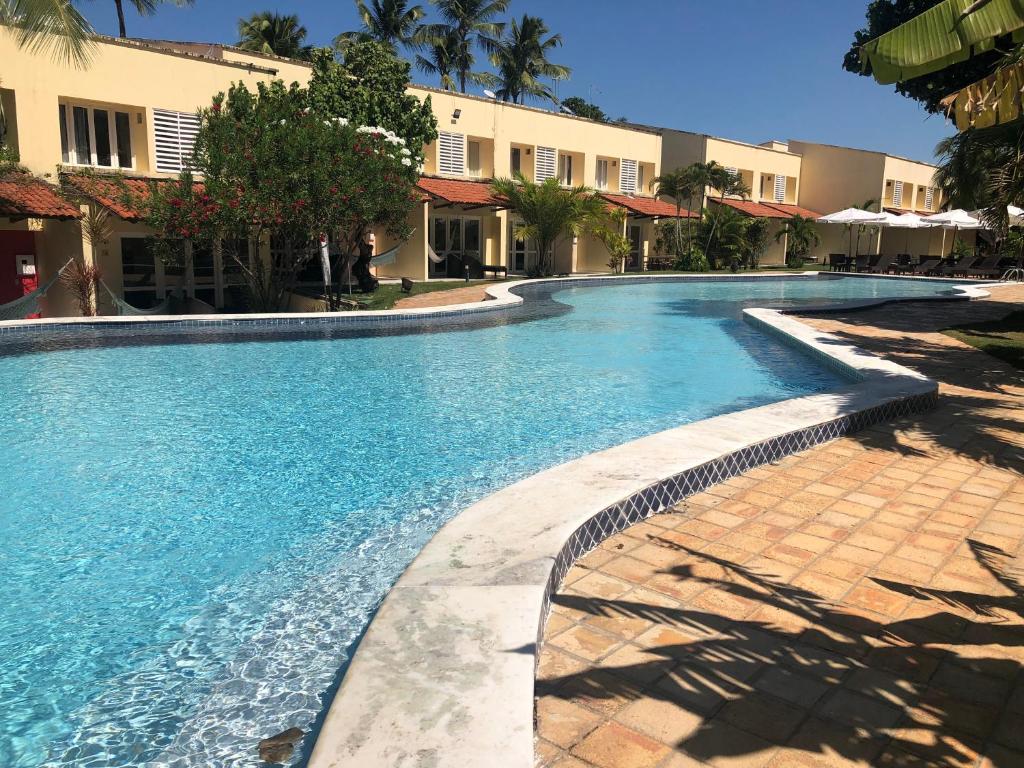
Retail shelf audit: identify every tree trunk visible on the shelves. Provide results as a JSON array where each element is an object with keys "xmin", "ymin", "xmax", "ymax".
[{"xmin": 114, "ymin": 0, "xmax": 128, "ymax": 37}]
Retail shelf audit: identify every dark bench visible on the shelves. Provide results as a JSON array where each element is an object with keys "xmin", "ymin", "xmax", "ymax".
[{"xmin": 480, "ymin": 264, "xmax": 508, "ymax": 279}]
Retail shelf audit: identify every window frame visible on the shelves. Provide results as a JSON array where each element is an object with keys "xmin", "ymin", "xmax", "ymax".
[
  {"xmin": 59, "ymin": 101, "xmax": 134, "ymax": 170},
  {"xmin": 467, "ymin": 139, "xmax": 481, "ymax": 178},
  {"xmin": 595, "ymin": 158, "xmax": 609, "ymax": 190}
]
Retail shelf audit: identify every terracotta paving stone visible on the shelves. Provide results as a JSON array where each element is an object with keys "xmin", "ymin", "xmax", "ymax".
[
  {"xmin": 537, "ymin": 288, "xmax": 1024, "ymax": 767},
  {"xmin": 571, "ymin": 722, "xmax": 673, "ymax": 768}
]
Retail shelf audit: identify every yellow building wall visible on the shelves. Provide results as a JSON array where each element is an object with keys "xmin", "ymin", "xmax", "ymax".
[
  {"xmin": 0, "ymin": 28, "xmax": 312, "ymax": 179},
  {"xmin": 410, "ymin": 86, "xmax": 662, "ymax": 187}
]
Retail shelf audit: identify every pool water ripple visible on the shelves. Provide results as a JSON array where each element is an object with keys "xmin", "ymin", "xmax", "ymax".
[{"xmin": 0, "ymin": 277, "xmax": 968, "ymax": 767}]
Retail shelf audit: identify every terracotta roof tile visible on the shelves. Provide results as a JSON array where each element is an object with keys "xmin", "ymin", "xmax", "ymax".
[
  {"xmin": 600, "ymin": 193, "xmax": 697, "ymax": 219},
  {"xmin": 713, "ymin": 198, "xmax": 822, "ymax": 220},
  {"xmin": 63, "ymin": 173, "xmax": 204, "ymax": 221},
  {"xmin": 0, "ymin": 174, "xmax": 81, "ymax": 220},
  {"xmin": 767, "ymin": 202, "xmax": 823, "ymax": 219},
  {"xmin": 417, "ymin": 176, "xmax": 503, "ymax": 208}
]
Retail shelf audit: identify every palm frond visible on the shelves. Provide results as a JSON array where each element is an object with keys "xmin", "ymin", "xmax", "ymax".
[{"xmin": 1, "ymin": 0, "xmax": 96, "ymax": 67}]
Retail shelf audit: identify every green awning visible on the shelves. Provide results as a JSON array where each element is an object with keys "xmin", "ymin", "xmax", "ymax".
[{"xmin": 861, "ymin": 0, "xmax": 1024, "ymax": 84}]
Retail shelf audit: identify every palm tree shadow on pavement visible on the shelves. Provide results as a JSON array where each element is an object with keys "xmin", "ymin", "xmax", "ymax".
[{"xmin": 539, "ymin": 537, "xmax": 1024, "ymax": 767}]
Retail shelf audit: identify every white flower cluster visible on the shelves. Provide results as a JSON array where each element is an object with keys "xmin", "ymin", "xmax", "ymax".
[{"xmin": 355, "ymin": 125, "xmax": 406, "ymax": 146}]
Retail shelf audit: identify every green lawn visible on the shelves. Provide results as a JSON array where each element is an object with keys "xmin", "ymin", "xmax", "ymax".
[{"xmin": 943, "ymin": 311, "xmax": 1024, "ymax": 370}]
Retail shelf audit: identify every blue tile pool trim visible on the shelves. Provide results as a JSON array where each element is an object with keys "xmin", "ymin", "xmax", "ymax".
[{"xmin": 539, "ymin": 388, "xmax": 937, "ymax": 647}]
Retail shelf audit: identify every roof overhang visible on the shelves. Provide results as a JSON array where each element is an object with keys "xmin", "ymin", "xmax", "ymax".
[
  {"xmin": 599, "ymin": 192, "xmax": 698, "ymax": 219},
  {"xmin": 63, "ymin": 173, "xmax": 203, "ymax": 222},
  {"xmin": 712, "ymin": 198, "xmax": 822, "ymax": 220},
  {"xmin": 0, "ymin": 175, "xmax": 81, "ymax": 221},
  {"xmin": 416, "ymin": 176, "xmax": 508, "ymax": 210}
]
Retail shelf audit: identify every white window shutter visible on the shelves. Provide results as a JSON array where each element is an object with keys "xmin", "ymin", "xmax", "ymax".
[
  {"xmin": 892, "ymin": 180, "xmax": 903, "ymax": 208},
  {"xmin": 153, "ymin": 109, "xmax": 201, "ymax": 174},
  {"xmin": 924, "ymin": 186, "xmax": 934, "ymax": 211},
  {"xmin": 619, "ymin": 159, "xmax": 638, "ymax": 194},
  {"xmin": 773, "ymin": 174, "xmax": 786, "ymax": 203},
  {"xmin": 438, "ymin": 131, "xmax": 465, "ymax": 175},
  {"xmin": 535, "ymin": 146, "xmax": 556, "ymax": 182}
]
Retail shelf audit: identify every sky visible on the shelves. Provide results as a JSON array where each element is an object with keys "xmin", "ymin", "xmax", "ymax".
[{"xmin": 81, "ymin": 0, "xmax": 953, "ymax": 163}]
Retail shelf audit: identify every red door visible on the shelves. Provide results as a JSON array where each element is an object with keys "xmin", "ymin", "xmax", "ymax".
[{"xmin": 0, "ymin": 231, "xmax": 39, "ymax": 317}]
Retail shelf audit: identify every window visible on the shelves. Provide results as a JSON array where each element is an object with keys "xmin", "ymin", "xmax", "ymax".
[
  {"xmin": 59, "ymin": 102, "xmax": 133, "ymax": 169},
  {"xmin": 619, "ymin": 159, "xmax": 638, "ymax": 195},
  {"xmin": 892, "ymin": 180, "xmax": 904, "ymax": 208},
  {"xmin": 535, "ymin": 146, "xmax": 556, "ymax": 182},
  {"xmin": 467, "ymin": 140, "xmax": 481, "ymax": 177},
  {"xmin": 773, "ymin": 173, "xmax": 786, "ymax": 203},
  {"xmin": 637, "ymin": 164, "xmax": 645, "ymax": 194},
  {"xmin": 558, "ymin": 154, "xmax": 573, "ymax": 185},
  {"xmin": 924, "ymin": 186, "xmax": 935, "ymax": 211},
  {"xmin": 595, "ymin": 159, "xmax": 608, "ymax": 190},
  {"xmin": 114, "ymin": 112, "xmax": 132, "ymax": 167},
  {"xmin": 438, "ymin": 130, "xmax": 465, "ymax": 175},
  {"xmin": 510, "ymin": 146, "xmax": 521, "ymax": 174},
  {"xmin": 153, "ymin": 108, "xmax": 200, "ymax": 174}
]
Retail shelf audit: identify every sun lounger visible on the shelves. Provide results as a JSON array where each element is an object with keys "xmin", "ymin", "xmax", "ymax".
[
  {"xmin": 911, "ymin": 258, "xmax": 940, "ymax": 276},
  {"xmin": 970, "ymin": 256, "xmax": 1009, "ymax": 278},
  {"xmin": 939, "ymin": 256, "xmax": 978, "ymax": 277},
  {"xmin": 868, "ymin": 255, "xmax": 894, "ymax": 274}
]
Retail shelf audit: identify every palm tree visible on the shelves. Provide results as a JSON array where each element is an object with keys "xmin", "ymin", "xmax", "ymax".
[
  {"xmin": 650, "ymin": 167, "xmax": 700, "ymax": 254},
  {"xmin": 0, "ymin": 0, "xmax": 96, "ymax": 66},
  {"xmin": 854, "ymin": 197, "xmax": 879, "ymax": 255},
  {"xmin": 415, "ymin": 27, "xmax": 461, "ymax": 90},
  {"xmin": 237, "ymin": 12, "xmax": 312, "ymax": 60},
  {"xmin": 106, "ymin": 0, "xmax": 195, "ymax": 39},
  {"xmin": 491, "ymin": 174, "xmax": 606, "ymax": 276},
  {"xmin": 421, "ymin": 0, "xmax": 508, "ymax": 93},
  {"xmin": 775, "ymin": 214, "xmax": 821, "ymax": 267},
  {"xmin": 489, "ymin": 14, "xmax": 570, "ymax": 105},
  {"xmin": 703, "ymin": 166, "xmax": 750, "ymax": 257},
  {"xmin": 705, "ymin": 206, "xmax": 751, "ymax": 271},
  {"xmin": 335, "ymin": 0, "xmax": 426, "ymax": 55}
]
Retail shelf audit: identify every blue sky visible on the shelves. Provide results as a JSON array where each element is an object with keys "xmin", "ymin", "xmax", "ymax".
[{"xmin": 84, "ymin": 0, "xmax": 951, "ymax": 162}]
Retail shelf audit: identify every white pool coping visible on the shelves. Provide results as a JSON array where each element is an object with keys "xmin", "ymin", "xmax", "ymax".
[
  {"xmin": 1, "ymin": 273, "xmax": 998, "ymax": 767},
  {"xmin": 300, "ymin": 276, "xmax": 991, "ymax": 768},
  {"xmin": 0, "ymin": 270, "xmax": 996, "ymax": 335}
]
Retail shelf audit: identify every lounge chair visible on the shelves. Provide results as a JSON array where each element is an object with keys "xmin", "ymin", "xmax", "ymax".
[
  {"xmin": 854, "ymin": 254, "xmax": 872, "ymax": 273},
  {"xmin": 910, "ymin": 258, "xmax": 941, "ymax": 276},
  {"xmin": 868, "ymin": 254, "xmax": 894, "ymax": 274},
  {"xmin": 939, "ymin": 256, "xmax": 978, "ymax": 277},
  {"xmin": 971, "ymin": 255, "xmax": 1009, "ymax": 278},
  {"xmin": 827, "ymin": 253, "xmax": 850, "ymax": 272},
  {"xmin": 890, "ymin": 254, "xmax": 913, "ymax": 275}
]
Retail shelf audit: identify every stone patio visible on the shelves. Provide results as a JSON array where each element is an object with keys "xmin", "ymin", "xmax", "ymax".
[{"xmin": 535, "ymin": 286, "xmax": 1024, "ymax": 768}]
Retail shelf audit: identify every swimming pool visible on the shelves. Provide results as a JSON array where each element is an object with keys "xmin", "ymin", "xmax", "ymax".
[{"xmin": 0, "ymin": 276, "xmax": 969, "ymax": 767}]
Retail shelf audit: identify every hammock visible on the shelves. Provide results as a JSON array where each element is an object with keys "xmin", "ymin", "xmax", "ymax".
[
  {"xmin": 369, "ymin": 241, "xmax": 402, "ymax": 268},
  {"xmin": 0, "ymin": 259, "xmax": 72, "ymax": 322},
  {"xmin": 100, "ymin": 280, "xmax": 173, "ymax": 316},
  {"xmin": 428, "ymin": 245, "xmax": 448, "ymax": 264}
]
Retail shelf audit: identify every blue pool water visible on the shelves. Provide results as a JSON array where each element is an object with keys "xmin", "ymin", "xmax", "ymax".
[{"xmin": 0, "ymin": 276, "xmax": 967, "ymax": 767}]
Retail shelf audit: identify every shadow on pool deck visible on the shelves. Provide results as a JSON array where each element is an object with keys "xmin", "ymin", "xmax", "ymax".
[
  {"xmin": 539, "ymin": 536, "xmax": 1023, "ymax": 767},
  {"xmin": 535, "ymin": 286, "xmax": 1024, "ymax": 768}
]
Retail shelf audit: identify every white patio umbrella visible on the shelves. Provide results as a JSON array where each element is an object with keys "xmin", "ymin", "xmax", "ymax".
[
  {"xmin": 817, "ymin": 208, "xmax": 889, "ymax": 259},
  {"xmin": 1008, "ymin": 205, "xmax": 1024, "ymax": 226},
  {"xmin": 921, "ymin": 209, "xmax": 983, "ymax": 256},
  {"xmin": 881, "ymin": 212, "xmax": 936, "ymax": 255}
]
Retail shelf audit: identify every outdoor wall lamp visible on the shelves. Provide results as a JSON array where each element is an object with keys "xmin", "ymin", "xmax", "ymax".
[{"xmin": 452, "ymin": 109, "xmax": 462, "ymax": 119}]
